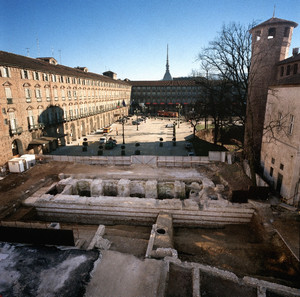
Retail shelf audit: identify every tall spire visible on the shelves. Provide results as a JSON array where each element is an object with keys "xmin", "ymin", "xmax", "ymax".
[{"xmin": 162, "ymin": 44, "xmax": 172, "ymax": 81}]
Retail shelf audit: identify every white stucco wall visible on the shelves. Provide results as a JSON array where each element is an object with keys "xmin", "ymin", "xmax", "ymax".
[{"xmin": 261, "ymin": 85, "xmax": 300, "ymax": 206}]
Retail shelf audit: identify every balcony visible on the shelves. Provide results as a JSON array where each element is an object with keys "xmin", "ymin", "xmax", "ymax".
[
  {"xmin": 29, "ymin": 124, "xmax": 39, "ymax": 131},
  {"xmin": 10, "ymin": 126, "xmax": 23, "ymax": 135}
]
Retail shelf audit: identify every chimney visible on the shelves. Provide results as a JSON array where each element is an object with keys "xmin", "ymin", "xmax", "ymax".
[{"xmin": 292, "ymin": 48, "xmax": 299, "ymax": 56}]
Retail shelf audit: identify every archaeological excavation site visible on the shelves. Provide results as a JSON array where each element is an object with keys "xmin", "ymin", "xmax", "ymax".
[{"xmin": 0, "ymin": 161, "xmax": 299, "ymax": 297}]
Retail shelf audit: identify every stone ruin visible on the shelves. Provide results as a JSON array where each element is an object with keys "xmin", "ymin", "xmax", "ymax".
[{"xmin": 45, "ymin": 175, "xmax": 230, "ymax": 208}]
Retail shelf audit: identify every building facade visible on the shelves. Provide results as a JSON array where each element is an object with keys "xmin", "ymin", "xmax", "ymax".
[
  {"xmin": 129, "ymin": 79, "xmax": 203, "ymax": 115},
  {"xmin": 261, "ymin": 50, "xmax": 300, "ymax": 207},
  {"xmin": 0, "ymin": 51, "xmax": 131, "ymax": 166},
  {"xmin": 244, "ymin": 17, "xmax": 298, "ymax": 165}
]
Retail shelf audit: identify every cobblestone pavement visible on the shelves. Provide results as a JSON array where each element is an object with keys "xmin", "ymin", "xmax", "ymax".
[{"xmin": 51, "ymin": 117, "xmax": 196, "ymax": 156}]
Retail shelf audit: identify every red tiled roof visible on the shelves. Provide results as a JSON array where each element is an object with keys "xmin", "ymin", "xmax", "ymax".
[
  {"xmin": 128, "ymin": 79, "xmax": 204, "ymax": 87},
  {"xmin": 0, "ymin": 51, "xmax": 130, "ymax": 85}
]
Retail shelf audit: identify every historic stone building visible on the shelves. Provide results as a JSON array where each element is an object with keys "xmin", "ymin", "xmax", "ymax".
[
  {"xmin": 129, "ymin": 79, "xmax": 203, "ymax": 115},
  {"xmin": 0, "ymin": 51, "xmax": 131, "ymax": 166},
  {"xmin": 261, "ymin": 49, "xmax": 300, "ymax": 207},
  {"xmin": 130, "ymin": 46, "xmax": 203, "ymax": 115},
  {"xmin": 244, "ymin": 17, "xmax": 298, "ymax": 165}
]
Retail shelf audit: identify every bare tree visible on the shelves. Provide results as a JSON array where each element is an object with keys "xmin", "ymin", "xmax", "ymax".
[
  {"xmin": 185, "ymin": 106, "xmax": 203, "ymax": 141},
  {"xmin": 196, "ymin": 22, "xmax": 254, "ymax": 125}
]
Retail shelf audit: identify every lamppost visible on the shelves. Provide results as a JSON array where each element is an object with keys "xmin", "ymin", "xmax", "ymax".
[
  {"xmin": 121, "ymin": 116, "xmax": 126, "ymax": 144},
  {"xmin": 176, "ymin": 104, "xmax": 182, "ymax": 128},
  {"xmin": 135, "ymin": 108, "xmax": 139, "ymax": 131}
]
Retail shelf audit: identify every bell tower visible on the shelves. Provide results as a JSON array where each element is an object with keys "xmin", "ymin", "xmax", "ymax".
[{"xmin": 244, "ymin": 17, "xmax": 298, "ymax": 166}]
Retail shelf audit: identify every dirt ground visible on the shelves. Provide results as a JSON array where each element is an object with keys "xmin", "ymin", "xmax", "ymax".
[
  {"xmin": 1, "ymin": 161, "xmax": 299, "ymax": 292},
  {"xmin": 174, "ymin": 225, "xmax": 300, "ymax": 288}
]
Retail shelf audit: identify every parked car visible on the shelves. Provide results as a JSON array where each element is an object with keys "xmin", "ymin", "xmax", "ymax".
[
  {"xmin": 132, "ymin": 121, "xmax": 140, "ymax": 125},
  {"xmin": 185, "ymin": 142, "xmax": 193, "ymax": 149},
  {"xmin": 105, "ymin": 138, "xmax": 117, "ymax": 149},
  {"xmin": 165, "ymin": 123, "xmax": 174, "ymax": 128},
  {"xmin": 188, "ymin": 152, "xmax": 195, "ymax": 156},
  {"xmin": 94, "ymin": 128, "xmax": 104, "ymax": 134},
  {"xmin": 99, "ymin": 137, "xmax": 107, "ymax": 144}
]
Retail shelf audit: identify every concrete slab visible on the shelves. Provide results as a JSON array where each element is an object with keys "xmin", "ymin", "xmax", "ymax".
[{"xmin": 85, "ymin": 250, "xmax": 166, "ymax": 297}]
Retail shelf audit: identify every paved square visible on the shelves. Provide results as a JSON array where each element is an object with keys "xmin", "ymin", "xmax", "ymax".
[{"xmin": 51, "ymin": 117, "xmax": 195, "ymax": 156}]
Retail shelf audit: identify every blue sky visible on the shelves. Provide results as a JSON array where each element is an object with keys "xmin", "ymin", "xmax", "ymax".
[{"xmin": 1, "ymin": 0, "xmax": 299, "ymax": 80}]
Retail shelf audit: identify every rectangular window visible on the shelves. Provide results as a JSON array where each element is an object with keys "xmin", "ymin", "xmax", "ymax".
[
  {"xmin": 21, "ymin": 69, "xmax": 29, "ymax": 79},
  {"xmin": 25, "ymin": 88, "xmax": 31, "ymax": 102},
  {"xmin": 53, "ymin": 88, "xmax": 58, "ymax": 100},
  {"xmin": 52, "ymin": 74, "xmax": 57, "ymax": 82},
  {"xmin": 35, "ymin": 88, "xmax": 42, "ymax": 101},
  {"xmin": 9, "ymin": 111, "xmax": 17, "ymax": 131},
  {"xmin": 271, "ymin": 158, "xmax": 275, "ymax": 164},
  {"xmin": 256, "ymin": 30, "xmax": 261, "ymax": 41},
  {"xmin": 280, "ymin": 66, "xmax": 284, "ymax": 77},
  {"xmin": 1, "ymin": 67, "xmax": 11, "ymax": 77},
  {"xmin": 268, "ymin": 28, "xmax": 276, "ymax": 39},
  {"xmin": 288, "ymin": 114, "xmax": 294, "ymax": 134},
  {"xmin": 43, "ymin": 73, "xmax": 49, "ymax": 81},
  {"xmin": 61, "ymin": 89, "xmax": 66, "ymax": 101},
  {"xmin": 293, "ymin": 64, "xmax": 298, "ymax": 75},
  {"xmin": 280, "ymin": 163, "xmax": 284, "ymax": 170},
  {"xmin": 34, "ymin": 71, "xmax": 40, "ymax": 80},
  {"xmin": 286, "ymin": 65, "xmax": 291, "ymax": 75},
  {"xmin": 5, "ymin": 87, "xmax": 13, "ymax": 104},
  {"xmin": 270, "ymin": 167, "xmax": 274, "ymax": 177},
  {"xmin": 277, "ymin": 112, "xmax": 283, "ymax": 131},
  {"xmin": 284, "ymin": 27, "xmax": 290, "ymax": 38},
  {"xmin": 45, "ymin": 88, "xmax": 51, "ymax": 101}
]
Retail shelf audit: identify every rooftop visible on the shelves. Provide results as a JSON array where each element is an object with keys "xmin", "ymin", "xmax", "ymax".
[{"xmin": 0, "ymin": 51, "xmax": 129, "ymax": 85}]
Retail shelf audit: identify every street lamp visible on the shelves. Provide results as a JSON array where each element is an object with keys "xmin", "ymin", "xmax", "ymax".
[
  {"xmin": 176, "ymin": 104, "xmax": 182, "ymax": 128},
  {"xmin": 121, "ymin": 116, "xmax": 126, "ymax": 144},
  {"xmin": 135, "ymin": 108, "xmax": 139, "ymax": 131}
]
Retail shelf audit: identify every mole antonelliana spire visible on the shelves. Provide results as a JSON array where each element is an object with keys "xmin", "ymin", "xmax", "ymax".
[{"xmin": 162, "ymin": 44, "xmax": 172, "ymax": 81}]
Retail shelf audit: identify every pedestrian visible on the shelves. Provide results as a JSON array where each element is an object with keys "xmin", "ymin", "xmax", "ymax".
[{"xmin": 116, "ymin": 128, "xmax": 118, "ymax": 136}]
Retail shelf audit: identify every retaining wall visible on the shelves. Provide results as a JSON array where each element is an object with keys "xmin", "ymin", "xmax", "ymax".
[
  {"xmin": 24, "ymin": 191, "xmax": 255, "ymax": 226},
  {"xmin": 36, "ymin": 153, "xmax": 226, "ymax": 167}
]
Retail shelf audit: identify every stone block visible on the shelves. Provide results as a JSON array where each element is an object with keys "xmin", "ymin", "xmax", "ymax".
[
  {"xmin": 102, "ymin": 180, "xmax": 118, "ymax": 196},
  {"xmin": 174, "ymin": 181, "xmax": 185, "ymax": 199},
  {"xmin": 145, "ymin": 180, "xmax": 158, "ymax": 199},
  {"xmin": 183, "ymin": 200, "xmax": 199, "ymax": 210},
  {"xmin": 158, "ymin": 182, "xmax": 175, "ymax": 199},
  {"xmin": 130, "ymin": 180, "xmax": 146, "ymax": 198},
  {"xmin": 202, "ymin": 178, "xmax": 215, "ymax": 188},
  {"xmin": 117, "ymin": 179, "xmax": 130, "ymax": 197},
  {"xmin": 95, "ymin": 237, "xmax": 111, "ymax": 250}
]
